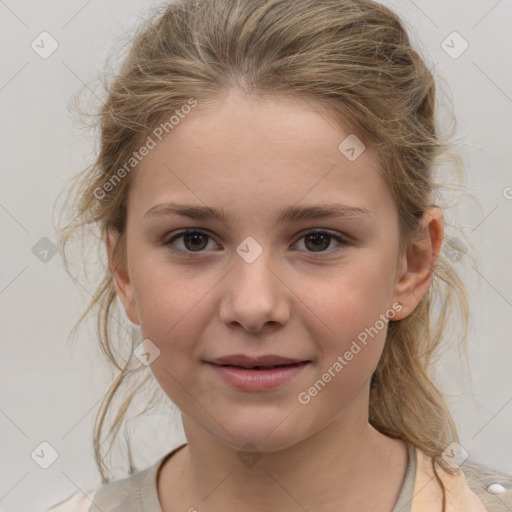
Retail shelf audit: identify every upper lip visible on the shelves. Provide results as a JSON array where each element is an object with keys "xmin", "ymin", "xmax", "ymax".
[{"xmin": 206, "ymin": 354, "xmax": 310, "ymax": 368}]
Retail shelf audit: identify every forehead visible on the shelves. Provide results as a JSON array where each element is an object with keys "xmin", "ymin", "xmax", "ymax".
[
  {"xmin": 140, "ymin": 91, "xmax": 368, "ymax": 165},
  {"xmin": 128, "ymin": 91, "xmax": 394, "ymax": 218}
]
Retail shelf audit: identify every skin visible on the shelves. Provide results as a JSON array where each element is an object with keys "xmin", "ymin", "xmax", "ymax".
[{"xmin": 108, "ymin": 88, "xmax": 443, "ymax": 511}]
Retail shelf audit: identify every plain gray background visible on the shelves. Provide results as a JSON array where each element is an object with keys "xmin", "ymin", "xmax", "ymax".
[{"xmin": 0, "ymin": 1, "xmax": 511, "ymax": 511}]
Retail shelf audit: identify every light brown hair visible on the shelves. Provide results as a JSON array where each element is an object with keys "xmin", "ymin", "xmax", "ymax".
[{"xmin": 56, "ymin": 0, "xmax": 470, "ymax": 505}]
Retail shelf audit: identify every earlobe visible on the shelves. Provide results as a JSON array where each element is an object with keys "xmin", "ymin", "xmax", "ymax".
[
  {"xmin": 392, "ymin": 207, "xmax": 444, "ymax": 320},
  {"xmin": 106, "ymin": 229, "xmax": 140, "ymax": 326}
]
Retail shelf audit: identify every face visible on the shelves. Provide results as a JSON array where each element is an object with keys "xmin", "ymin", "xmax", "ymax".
[{"xmin": 109, "ymin": 89, "xmax": 437, "ymax": 453}]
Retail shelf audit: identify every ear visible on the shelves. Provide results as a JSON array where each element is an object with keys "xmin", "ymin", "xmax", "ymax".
[
  {"xmin": 392, "ymin": 206, "xmax": 444, "ymax": 320},
  {"xmin": 106, "ymin": 229, "xmax": 140, "ymax": 325}
]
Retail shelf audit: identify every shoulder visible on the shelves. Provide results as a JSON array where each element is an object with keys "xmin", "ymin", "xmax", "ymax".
[
  {"xmin": 413, "ymin": 447, "xmax": 512, "ymax": 512},
  {"xmin": 46, "ymin": 444, "xmax": 187, "ymax": 512},
  {"xmin": 46, "ymin": 490, "xmax": 94, "ymax": 512},
  {"xmin": 459, "ymin": 457, "xmax": 512, "ymax": 512},
  {"xmin": 87, "ymin": 456, "xmax": 168, "ymax": 512},
  {"xmin": 45, "ymin": 462, "xmax": 158, "ymax": 512}
]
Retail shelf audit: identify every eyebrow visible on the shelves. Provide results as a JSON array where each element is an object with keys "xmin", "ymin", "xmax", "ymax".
[{"xmin": 144, "ymin": 202, "xmax": 371, "ymax": 224}]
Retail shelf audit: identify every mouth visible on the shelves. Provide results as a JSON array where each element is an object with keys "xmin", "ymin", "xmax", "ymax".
[
  {"xmin": 204, "ymin": 360, "xmax": 312, "ymax": 391},
  {"xmin": 206, "ymin": 353, "xmax": 311, "ymax": 368},
  {"xmin": 212, "ymin": 362, "xmax": 307, "ymax": 370}
]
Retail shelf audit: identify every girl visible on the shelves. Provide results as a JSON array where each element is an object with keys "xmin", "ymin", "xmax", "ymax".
[{"xmin": 54, "ymin": 0, "xmax": 511, "ymax": 511}]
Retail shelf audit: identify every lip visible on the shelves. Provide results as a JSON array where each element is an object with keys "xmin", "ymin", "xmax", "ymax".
[
  {"xmin": 207, "ymin": 354, "xmax": 308, "ymax": 368},
  {"xmin": 204, "ymin": 356, "xmax": 312, "ymax": 391}
]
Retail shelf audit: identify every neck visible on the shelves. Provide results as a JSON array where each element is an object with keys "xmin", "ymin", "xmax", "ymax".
[{"xmin": 159, "ymin": 398, "xmax": 408, "ymax": 511}]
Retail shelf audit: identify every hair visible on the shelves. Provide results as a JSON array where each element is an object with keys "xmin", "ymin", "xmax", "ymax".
[{"xmin": 56, "ymin": 0, "xmax": 471, "ymax": 506}]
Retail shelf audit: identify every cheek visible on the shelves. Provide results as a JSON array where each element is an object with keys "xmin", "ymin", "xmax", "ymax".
[
  {"xmin": 305, "ymin": 253, "xmax": 397, "ymax": 375},
  {"xmin": 135, "ymin": 278, "xmax": 207, "ymax": 356},
  {"xmin": 131, "ymin": 260, "xmax": 217, "ymax": 380},
  {"xmin": 299, "ymin": 296, "xmax": 392, "ymax": 416},
  {"xmin": 133, "ymin": 264, "xmax": 200, "ymax": 364},
  {"xmin": 131, "ymin": 246, "xmax": 209, "ymax": 331},
  {"xmin": 135, "ymin": 276, "xmax": 211, "ymax": 407}
]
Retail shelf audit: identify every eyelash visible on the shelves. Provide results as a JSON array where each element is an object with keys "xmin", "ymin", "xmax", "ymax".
[{"xmin": 162, "ymin": 229, "xmax": 350, "ymax": 259}]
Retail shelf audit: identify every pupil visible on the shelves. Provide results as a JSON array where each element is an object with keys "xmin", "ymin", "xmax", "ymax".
[
  {"xmin": 185, "ymin": 233, "xmax": 207, "ymax": 251},
  {"xmin": 306, "ymin": 233, "xmax": 329, "ymax": 251}
]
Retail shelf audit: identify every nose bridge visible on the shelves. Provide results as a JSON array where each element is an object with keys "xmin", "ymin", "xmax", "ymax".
[
  {"xmin": 219, "ymin": 235, "xmax": 289, "ymax": 331},
  {"xmin": 232, "ymin": 235, "xmax": 277, "ymax": 295}
]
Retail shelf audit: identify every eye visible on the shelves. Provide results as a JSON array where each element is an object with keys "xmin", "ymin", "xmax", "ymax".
[
  {"xmin": 293, "ymin": 229, "xmax": 349, "ymax": 258},
  {"xmin": 163, "ymin": 230, "xmax": 217, "ymax": 255},
  {"xmin": 163, "ymin": 229, "xmax": 349, "ymax": 258}
]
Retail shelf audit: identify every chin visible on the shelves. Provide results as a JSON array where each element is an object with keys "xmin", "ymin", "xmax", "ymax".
[
  {"xmin": 208, "ymin": 408, "xmax": 311, "ymax": 453},
  {"xmin": 225, "ymin": 432, "xmax": 303, "ymax": 455}
]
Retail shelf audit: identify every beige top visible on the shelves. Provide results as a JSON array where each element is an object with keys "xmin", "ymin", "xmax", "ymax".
[
  {"xmin": 48, "ymin": 442, "xmax": 512, "ymax": 512},
  {"xmin": 84, "ymin": 442, "xmax": 417, "ymax": 512}
]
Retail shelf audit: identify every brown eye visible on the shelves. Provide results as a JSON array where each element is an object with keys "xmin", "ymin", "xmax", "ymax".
[
  {"xmin": 163, "ymin": 229, "xmax": 349, "ymax": 259},
  {"xmin": 294, "ymin": 230, "xmax": 349, "ymax": 258},
  {"xmin": 182, "ymin": 232, "xmax": 209, "ymax": 251},
  {"xmin": 164, "ymin": 230, "xmax": 214, "ymax": 253},
  {"xmin": 303, "ymin": 232, "xmax": 331, "ymax": 252}
]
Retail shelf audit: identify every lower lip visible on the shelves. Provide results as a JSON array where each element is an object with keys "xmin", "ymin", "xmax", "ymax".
[{"xmin": 205, "ymin": 362, "xmax": 311, "ymax": 391}]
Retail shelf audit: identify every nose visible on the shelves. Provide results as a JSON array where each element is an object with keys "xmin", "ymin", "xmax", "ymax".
[{"xmin": 218, "ymin": 251, "xmax": 290, "ymax": 333}]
